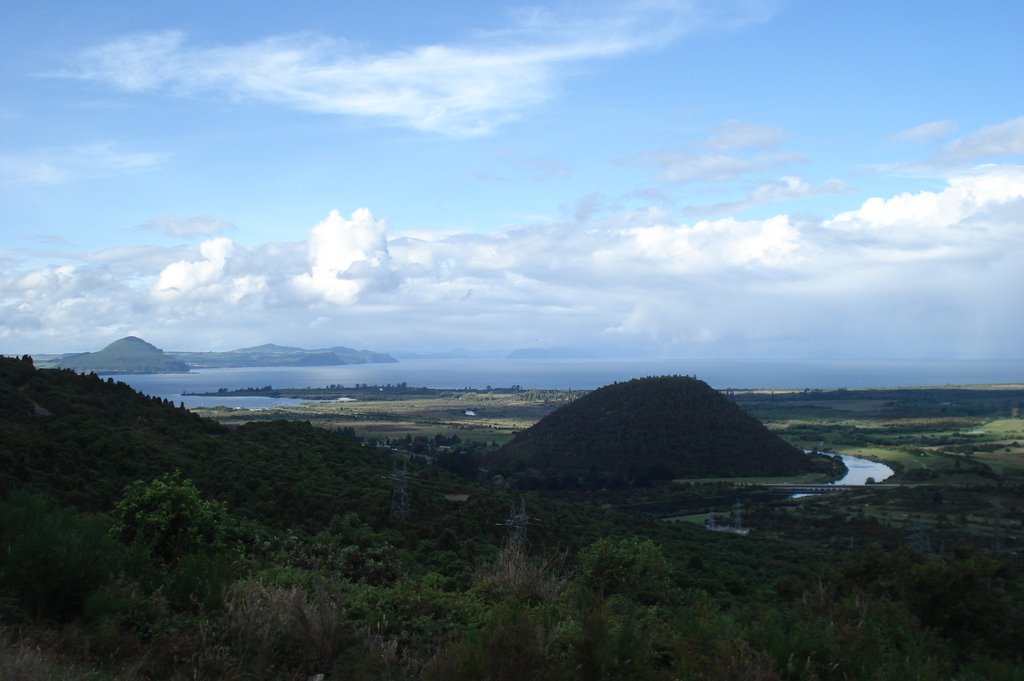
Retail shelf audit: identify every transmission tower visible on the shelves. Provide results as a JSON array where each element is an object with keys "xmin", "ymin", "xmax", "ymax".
[
  {"xmin": 906, "ymin": 518, "xmax": 932, "ymax": 555},
  {"xmin": 498, "ymin": 497, "xmax": 536, "ymax": 554},
  {"xmin": 387, "ymin": 460, "xmax": 411, "ymax": 523}
]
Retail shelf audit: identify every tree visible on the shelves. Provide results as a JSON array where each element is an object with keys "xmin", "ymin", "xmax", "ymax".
[
  {"xmin": 574, "ymin": 537, "xmax": 670, "ymax": 603},
  {"xmin": 112, "ymin": 471, "xmax": 227, "ymax": 564}
]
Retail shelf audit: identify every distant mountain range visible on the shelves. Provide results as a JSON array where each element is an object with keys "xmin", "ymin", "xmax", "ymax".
[{"xmin": 36, "ymin": 336, "xmax": 398, "ymax": 374}]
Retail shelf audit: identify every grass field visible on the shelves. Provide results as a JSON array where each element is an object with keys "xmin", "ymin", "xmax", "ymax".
[{"xmin": 195, "ymin": 389, "xmax": 574, "ymax": 445}]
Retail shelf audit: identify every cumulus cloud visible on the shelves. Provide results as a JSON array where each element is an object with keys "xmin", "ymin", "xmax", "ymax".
[
  {"xmin": 0, "ymin": 262, "xmax": 141, "ymax": 348},
  {"xmin": 139, "ymin": 216, "xmax": 235, "ymax": 237},
  {"xmin": 151, "ymin": 237, "xmax": 267, "ymax": 304},
  {"xmin": 65, "ymin": 3, "xmax": 775, "ymax": 137},
  {"xmin": 3, "ymin": 164, "xmax": 1023, "ymax": 358},
  {"xmin": 826, "ymin": 165, "xmax": 1024, "ymax": 232},
  {"xmin": 292, "ymin": 208, "xmax": 392, "ymax": 304},
  {"xmin": 610, "ymin": 214, "xmax": 802, "ymax": 272}
]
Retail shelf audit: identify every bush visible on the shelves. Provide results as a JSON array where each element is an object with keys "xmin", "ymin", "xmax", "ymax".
[
  {"xmin": 574, "ymin": 537, "xmax": 670, "ymax": 604},
  {"xmin": 224, "ymin": 579, "xmax": 356, "ymax": 680},
  {"xmin": 0, "ymin": 491, "xmax": 120, "ymax": 621},
  {"xmin": 112, "ymin": 471, "xmax": 228, "ymax": 565}
]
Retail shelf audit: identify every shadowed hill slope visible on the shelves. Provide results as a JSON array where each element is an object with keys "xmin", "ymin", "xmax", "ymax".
[
  {"xmin": 490, "ymin": 375, "xmax": 818, "ymax": 487},
  {"xmin": 0, "ymin": 355, "xmax": 389, "ymax": 529}
]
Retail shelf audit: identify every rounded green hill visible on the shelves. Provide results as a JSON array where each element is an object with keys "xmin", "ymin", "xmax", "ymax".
[
  {"xmin": 57, "ymin": 336, "xmax": 189, "ymax": 374},
  {"xmin": 489, "ymin": 375, "xmax": 816, "ymax": 488}
]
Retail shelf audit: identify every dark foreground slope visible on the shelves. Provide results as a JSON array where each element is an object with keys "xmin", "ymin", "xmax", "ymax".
[
  {"xmin": 0, "ymin": 354, "xmax": 385, "ymax": 527},
  {"xmin": 491, "ymin": 375, "xmax": 819, "ymax": 487},
  {"xmin": 2, "ymin": 356, "xmax": 1023, "ymax": 680}
]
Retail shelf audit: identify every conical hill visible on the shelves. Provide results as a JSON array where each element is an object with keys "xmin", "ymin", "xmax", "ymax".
[{"xmin": 489, "ymin": 375, "xmax": 814, "ymax": 487}]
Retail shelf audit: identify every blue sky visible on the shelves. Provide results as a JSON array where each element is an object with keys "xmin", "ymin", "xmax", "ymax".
[{"xmin": 1, "ymin": 0, "xmax": 1022, "ymax": 358}]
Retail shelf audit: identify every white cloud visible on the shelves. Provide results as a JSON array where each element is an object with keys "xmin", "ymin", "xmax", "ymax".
[
  {"xmin": 615, "ymin": 214, "xmax": 801, "ymax": 271},
  {"xmin": 892, "ymin": 119, "xmax": 958, "ymax": 143},
  {"xmin": 140, "ymin": 216, "xmax": 235, "ymax": 237},
  {"xmin": 151, "ymin": 237, "xmax": 232, "ymax": 299},
  {"xmin": 941, "ymin": 116, "xmax": 1024, "ymax": 162},
  {"xmin": 3, "ymin": 164, "xmax": 1022, "ymax": 358},
  {"xmin": 689, "ymin": 175, "xmax": 848, "ymax": 215},
  {"xmin": 292, "ymin": 208, "xmax": 392, "ymax": 304},
  {"xmin": 827, "ymin": 165, "xmax": 1024, "ymax": 232},
  {"xmin": 66, "ymin": 3, "xmax": 775, "ymax": 137},
  {"xmin": 0, "ymin": 143, "xmax": 164, "ymax": 185},
  {"xmin": 1, "ymin": 262, "xmax": 140, "ymax": 349},
  {"xmin": 151, "ymin": 237, "xmax": 268, "ymax": 304}
]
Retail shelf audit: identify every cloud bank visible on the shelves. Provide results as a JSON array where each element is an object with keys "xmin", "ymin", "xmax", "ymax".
[{"xmin": 3, "ymin": 164, "xmax": 1022, "ymax": 358}]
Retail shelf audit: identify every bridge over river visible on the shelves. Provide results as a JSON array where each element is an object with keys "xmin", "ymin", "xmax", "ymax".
[{"xmin": 756, "ymin": 482, "xmax": 865, "ymax": 493}]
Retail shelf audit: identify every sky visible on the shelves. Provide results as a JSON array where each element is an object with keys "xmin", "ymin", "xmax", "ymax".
[{"xmin": 1, "ymin": 0, "xmax": 1022, "ymax": 359}]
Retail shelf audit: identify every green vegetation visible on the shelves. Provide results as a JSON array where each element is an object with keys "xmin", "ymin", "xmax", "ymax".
[
  {"xmin": 48, "ymin": 336, "xmax": 189, "ymax": 374},
  {"xmin": 731, "ymin": 385, "xmax": 1024, "ymax": 478},
  {"xmin": 490, "ymin": 376, "xmax": 827, "ymax": 488},
  {"xmin": 196, "ymin": 385, "xmax": 577, "ymax": 446},
  {"xmin": 1, "ymin": 356, "xmax": 1022, "ymax": 679},
  {"xmin": 112, "ymin": 472, "xmax": 228, "ymax": 565}
]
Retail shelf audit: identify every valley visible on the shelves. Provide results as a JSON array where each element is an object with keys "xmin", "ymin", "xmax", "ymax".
[{"xmin": 2, "ymin": 356, "xmax": 1022, "ymax": 680}]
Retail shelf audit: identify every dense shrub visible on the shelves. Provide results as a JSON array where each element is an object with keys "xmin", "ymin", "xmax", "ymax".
[
  {"xmin": 112, "ymin": 471, "xmax": 228, "ymax": 565},
  {"xmin": 0, "ymin": 491, "xmax": 120, "ymax": 621}
]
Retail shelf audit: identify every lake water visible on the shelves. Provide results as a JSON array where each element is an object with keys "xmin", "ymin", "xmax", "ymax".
[{"xmin": 107, "ymin": 357, "xmax": 1024, "ymax": 406}]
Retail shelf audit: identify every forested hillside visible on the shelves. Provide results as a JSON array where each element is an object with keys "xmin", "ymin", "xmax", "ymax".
[
  {"xmin": 1, "ymin": 356, "xmax": 1021, "ymax": 680},
  {"xmin": 2, "ymin": 354, "xmax": 378, "ymax": 527},
  {"xmin": 491, "ymin": 375, "xmax": 823, "ymax": 488}
]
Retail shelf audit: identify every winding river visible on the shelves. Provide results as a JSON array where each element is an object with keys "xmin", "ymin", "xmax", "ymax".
[
  {"xmin": 831, "ymin": 452, "xmax": 895, "ymax": 485},
  {"xmin": 788, "ymin": 451, "xmax": 895, "ymax": 498}
]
